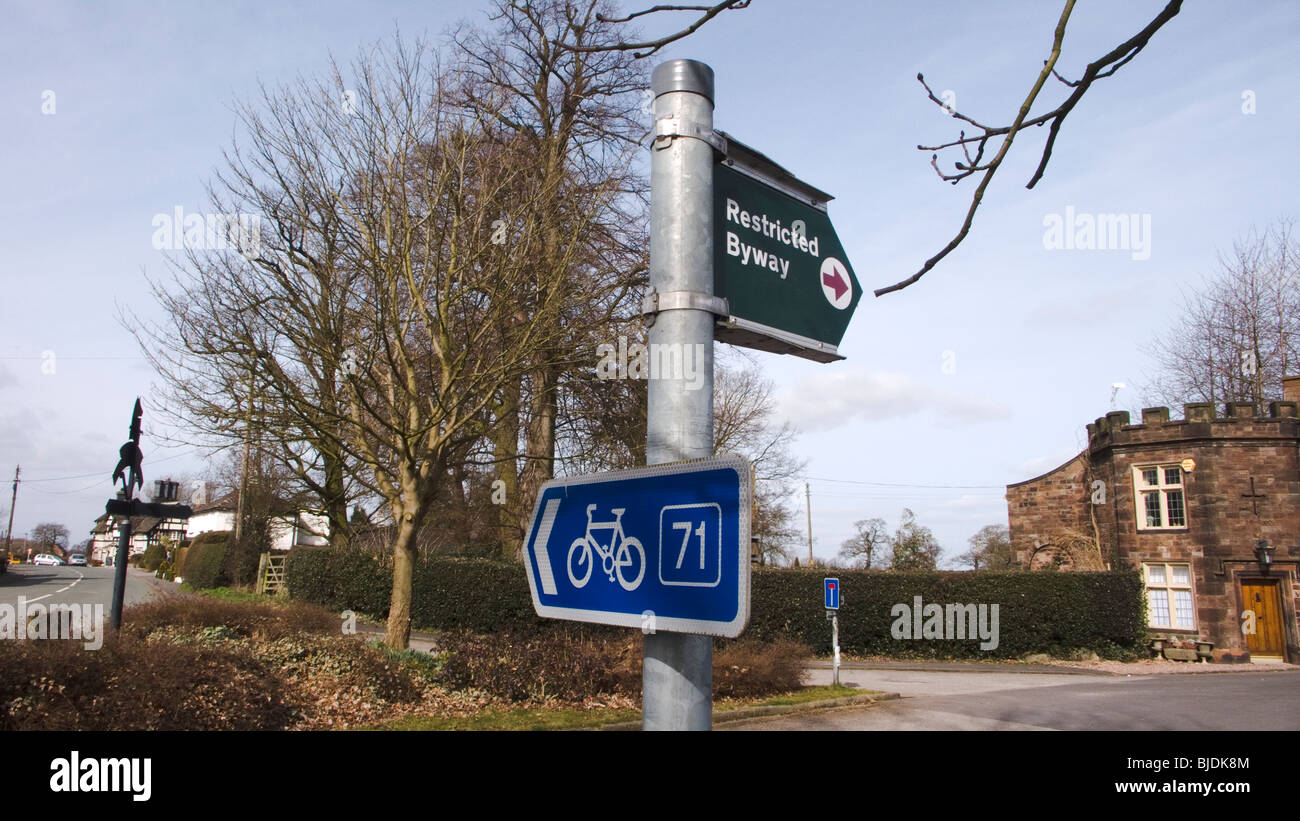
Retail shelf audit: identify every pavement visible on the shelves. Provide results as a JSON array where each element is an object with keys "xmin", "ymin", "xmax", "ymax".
[{"xmin": 726, "ymin": 659, "xmax": 1300, "ymax": 730}]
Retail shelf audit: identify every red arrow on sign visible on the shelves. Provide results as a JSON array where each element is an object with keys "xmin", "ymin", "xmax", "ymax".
[{"xmin": 822, "ymin": 265, "xmax": 848, "ymax": 300}]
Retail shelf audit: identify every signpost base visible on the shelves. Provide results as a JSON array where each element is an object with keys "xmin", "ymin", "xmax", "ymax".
[{"xmin": 643, "ymin": 632, "xmax": 712, "ymax": 731}]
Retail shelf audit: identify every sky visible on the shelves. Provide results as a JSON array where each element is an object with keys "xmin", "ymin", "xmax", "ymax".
[{"xmin": 1, "ymin": 1, "xmax": 1297, "ymax": 564}]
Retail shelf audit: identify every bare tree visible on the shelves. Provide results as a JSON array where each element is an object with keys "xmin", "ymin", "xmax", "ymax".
[
  {"xmin": 1144, "ymin": 221, "xmax": 1300, "ymax": 410},
  {"xmin": 31, "ymin": 522, "xmax": 70, "ymax": 555},
  {"xmin": 954, "ymin": 523, "xmax": 1016, "ymax": 570},
  {"xmin": 838, "ymin": 517, "xmax": 888, "ymax": 569},
  {"xmin": 452, "ymin": 1, "xmax": 656, "ymax": 559},
  {"xmin": 888, "ymin": 509, "xmax": 942, "ymax": 571},
  {"xmin": 133, "ymin": 36, "xmax": 622, "ymax": 648}
]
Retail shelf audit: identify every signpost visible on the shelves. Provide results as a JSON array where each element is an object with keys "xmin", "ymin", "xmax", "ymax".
[
  {"xmin": 712, "ymin": 136, "xmax": 863, "ymax": 362},
  {"xmin": 825, "ymin": 577, "xmax": 841, "ymax": 686},
  {"xmin": 524, "ymin": 57, "xmax": 862, "ymax": 730},
  {"xmin": 521, "ymin": 456, "xmax": 751, "ymax": 637},
  {"xmin": 105, "ymin": 399, "xmax": 192, "ymax": 631}
]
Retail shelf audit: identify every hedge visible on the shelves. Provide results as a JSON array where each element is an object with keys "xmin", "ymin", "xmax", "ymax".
[
  {"xmin": 748, "ymin": 568, "xmax": 1147, "ymax": 660},
  {"xmin": 286, "ymin": 549, "xmax": 545, "ymax": 634},
  {"xmin": 285, "ymin": 549, "xmax": 1147, "ymax": 659},
  {"xmin": 184, "ymin": 531, "xmax": 233, "ymax": 590}
]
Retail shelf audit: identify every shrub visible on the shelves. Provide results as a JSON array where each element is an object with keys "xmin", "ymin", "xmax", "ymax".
[
  {"xmin": 140, "ymin": 541, "xmax": 164, "ymax": 572},
  {"xmin": 122, "ymin": 596, "xmax": 337, "ymax": 642},
  {"xmin": 0, "ymin": 635, "xmax": 299, "ymax": 730},
  {"xmin": 713, "ymin": 637, "xmax": 809, "ymax": 698},
  {"xmin": 224, "ymin": 527, "xmax": 267, "ymax": 588},
  {"xmin": 438, "ymin": 628, "xmax": 810, "ymax": 702},
  {"xmin": 438, "ymin": 627, "xmax": 638, "ymax": 701},
  {"xmin": 184, "ymin": 531, "xmax": 232, "ymax": 590}
]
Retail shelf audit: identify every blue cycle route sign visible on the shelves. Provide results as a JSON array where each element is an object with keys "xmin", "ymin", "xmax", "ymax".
[
  {"xmin": 521, "ymin": 455, "xmax": 751, "ymax": 638},
  {"xmin": 824, "ymin": 577, "xmax": 840, "ymax": 610}
]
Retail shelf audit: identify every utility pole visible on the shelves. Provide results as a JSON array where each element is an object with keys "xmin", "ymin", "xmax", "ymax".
[
  {"xmin": 806, "ymin": 482, "xmax": 813, "ymax": 567},
  {"xmin": 234, "ymin": 371, "xmax": 253, "ymax": 543},
  {"xmin": 643, "ymin": 58, "xmax": 716, "ymax": 731},
  {"xmin": 4, "ymin": 465, "xmax": 18, "ymax": 557}
]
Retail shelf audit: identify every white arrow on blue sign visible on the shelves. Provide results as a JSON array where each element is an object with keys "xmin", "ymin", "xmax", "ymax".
[{"xmin": 521, "ymin": 455, "xmax": 752, "ymax": 637}]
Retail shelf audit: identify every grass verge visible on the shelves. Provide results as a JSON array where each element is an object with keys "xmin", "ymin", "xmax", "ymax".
[{"xmin": 376, "ymin": 685, "xmax": 865, "ymax": 730}]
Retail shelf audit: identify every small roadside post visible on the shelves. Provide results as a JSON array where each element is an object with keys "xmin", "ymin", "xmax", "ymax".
[{"xmin": 825, "ymin": 577, "xmax": 841, "ymax": 686}]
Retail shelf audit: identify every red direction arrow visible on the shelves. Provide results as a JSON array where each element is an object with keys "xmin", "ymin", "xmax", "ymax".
[{"xmin": 822, "ymin": 264, "xmax": 848, "ymax": 300}]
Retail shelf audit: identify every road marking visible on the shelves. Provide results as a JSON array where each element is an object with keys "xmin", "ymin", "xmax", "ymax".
[
  {"xmin": 56, "ymin": 571, "xmax": 85, "ymax": 594},
  {"xmin": 20, "ymin": 570, "xmax": 85, "ymax": 604}
]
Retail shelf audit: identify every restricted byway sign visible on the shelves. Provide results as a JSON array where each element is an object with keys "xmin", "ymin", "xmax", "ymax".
[
  {"xmin": 712, "ymin": 134, "xmax": 862, "ymax": 363},
  {"xmin": 521, "ymin": 455, "xmax": 751, "ymax": 637}
]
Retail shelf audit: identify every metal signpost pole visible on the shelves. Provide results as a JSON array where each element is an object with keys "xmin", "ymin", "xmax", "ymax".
[
  {"xmin": 644, "ymin": 58, "xmax": 716, "ymax": 731},
  {"xmin": 832, "ymin": 614, "xmax": 840, "ymax": 687},
  {"xmin": 109, "ymin": 399, "xmax": 144, "ymax": 632},
  {"xmin": 109, "ymin": 513, "xmax": 132, "ymax": 631}
]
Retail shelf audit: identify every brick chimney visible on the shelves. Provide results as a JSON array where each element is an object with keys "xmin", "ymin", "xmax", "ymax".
[{"xmin": 1285, "ymin": 375, "xmax": 1300, "ymax": 404}]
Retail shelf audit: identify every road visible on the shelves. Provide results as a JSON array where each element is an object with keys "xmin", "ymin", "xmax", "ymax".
[
  {"xmin": 724, "ymin": 665, "xmax": 1300, "ymax": 730},
  {"xmin": 0, "ymin": 563, "xmax": 164, "ymax": 613}
]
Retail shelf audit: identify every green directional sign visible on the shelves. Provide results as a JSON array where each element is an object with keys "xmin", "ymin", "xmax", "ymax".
[{"xmin": 712, "ymin": 148, "xmax": 862, "ymax": 363}]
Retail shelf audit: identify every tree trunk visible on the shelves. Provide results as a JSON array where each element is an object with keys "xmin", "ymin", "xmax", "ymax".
[
  {"xmin": 384, "ymin": 473, "xmax": 429, "ymax": 650},
  {"xmin": 492, "ymin": 383, "xmax": 522, "ymax": 560},
  {"xmin": 323, "ymin": 449, "xmax": 350, "ymax": 550},
  {"xmin": 515, "ymin": 364, "xmax": 558, "ymax": 554},
  {"xmin": 384, "ymin": 513, "xmax": 420, "ymax": 649}
]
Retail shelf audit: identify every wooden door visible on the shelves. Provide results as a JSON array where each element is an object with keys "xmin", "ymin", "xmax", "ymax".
[{"xmin": 1242, "ymin": 579, "xmax": 1285, "ymax": 658}]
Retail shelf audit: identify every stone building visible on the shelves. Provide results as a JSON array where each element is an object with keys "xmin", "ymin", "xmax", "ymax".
[{"xmin": 1006, "ymin": 377, "xmax": 1300, "ymax": 663}]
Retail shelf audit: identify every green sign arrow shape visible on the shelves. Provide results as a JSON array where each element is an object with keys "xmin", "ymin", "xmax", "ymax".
[{"xmin": 713, "ymin": 161, "xmax": 862, "ymax": 359}]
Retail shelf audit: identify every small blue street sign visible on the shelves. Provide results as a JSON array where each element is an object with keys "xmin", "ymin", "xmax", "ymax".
[
  {"xmin": 522, "ymin": 455, "xmax": 751, "ymax": 637},
  {"xmin": 824, "ymin": 577, "xmax": 840, "ymax": 610}
]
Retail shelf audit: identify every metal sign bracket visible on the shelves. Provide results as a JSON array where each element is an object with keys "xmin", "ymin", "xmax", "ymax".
[
  {"xmin": 653, "ymin": 115, "xmax": 728, "ymax": 156},
  {"xmin": 641, "ymin": 289, "xmax": 729, "ymax": 328}
]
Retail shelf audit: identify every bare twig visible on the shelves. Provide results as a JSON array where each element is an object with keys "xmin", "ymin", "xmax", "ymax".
[
  {"xmin": 876, "ymin": 0, "xmax": 1183, "ymax": 296},
  {"xmin": 564, "ymin": 0, "xmax": 750, "ymax": 58}
]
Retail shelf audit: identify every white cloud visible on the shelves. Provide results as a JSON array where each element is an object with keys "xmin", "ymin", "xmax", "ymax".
[{"xmin": 777, "ymin": 369, "xmax": 1011, "ymax": 433}]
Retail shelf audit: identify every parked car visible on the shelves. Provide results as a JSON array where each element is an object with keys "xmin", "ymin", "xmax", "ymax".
[
  {"xmin": 33, "ymin": 554, "xmax": 65, "ymax": 566},
  {"xmin": 67, "ymin": 553, "xmax": 87, "ymax": 566}
]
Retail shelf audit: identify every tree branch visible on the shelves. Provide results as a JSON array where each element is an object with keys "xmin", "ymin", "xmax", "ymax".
[
  {"xmin": 876, "ymin": 0, "xmax": 1182, "ymax": 297},
  {"xmin": 563, "ymin": 0, "xmax": 750, "ymax": 58}
]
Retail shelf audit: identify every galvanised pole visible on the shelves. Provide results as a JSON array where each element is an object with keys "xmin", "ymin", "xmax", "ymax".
[{"xmin": 643, "ymin": 59, "xmax": 716, "ymax": 731}]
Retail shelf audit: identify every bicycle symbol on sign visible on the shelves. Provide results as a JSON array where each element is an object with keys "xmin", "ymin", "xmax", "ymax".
[{"xmin": 567, "ymin": 504, "xmax": 646, "ymax": 591}]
